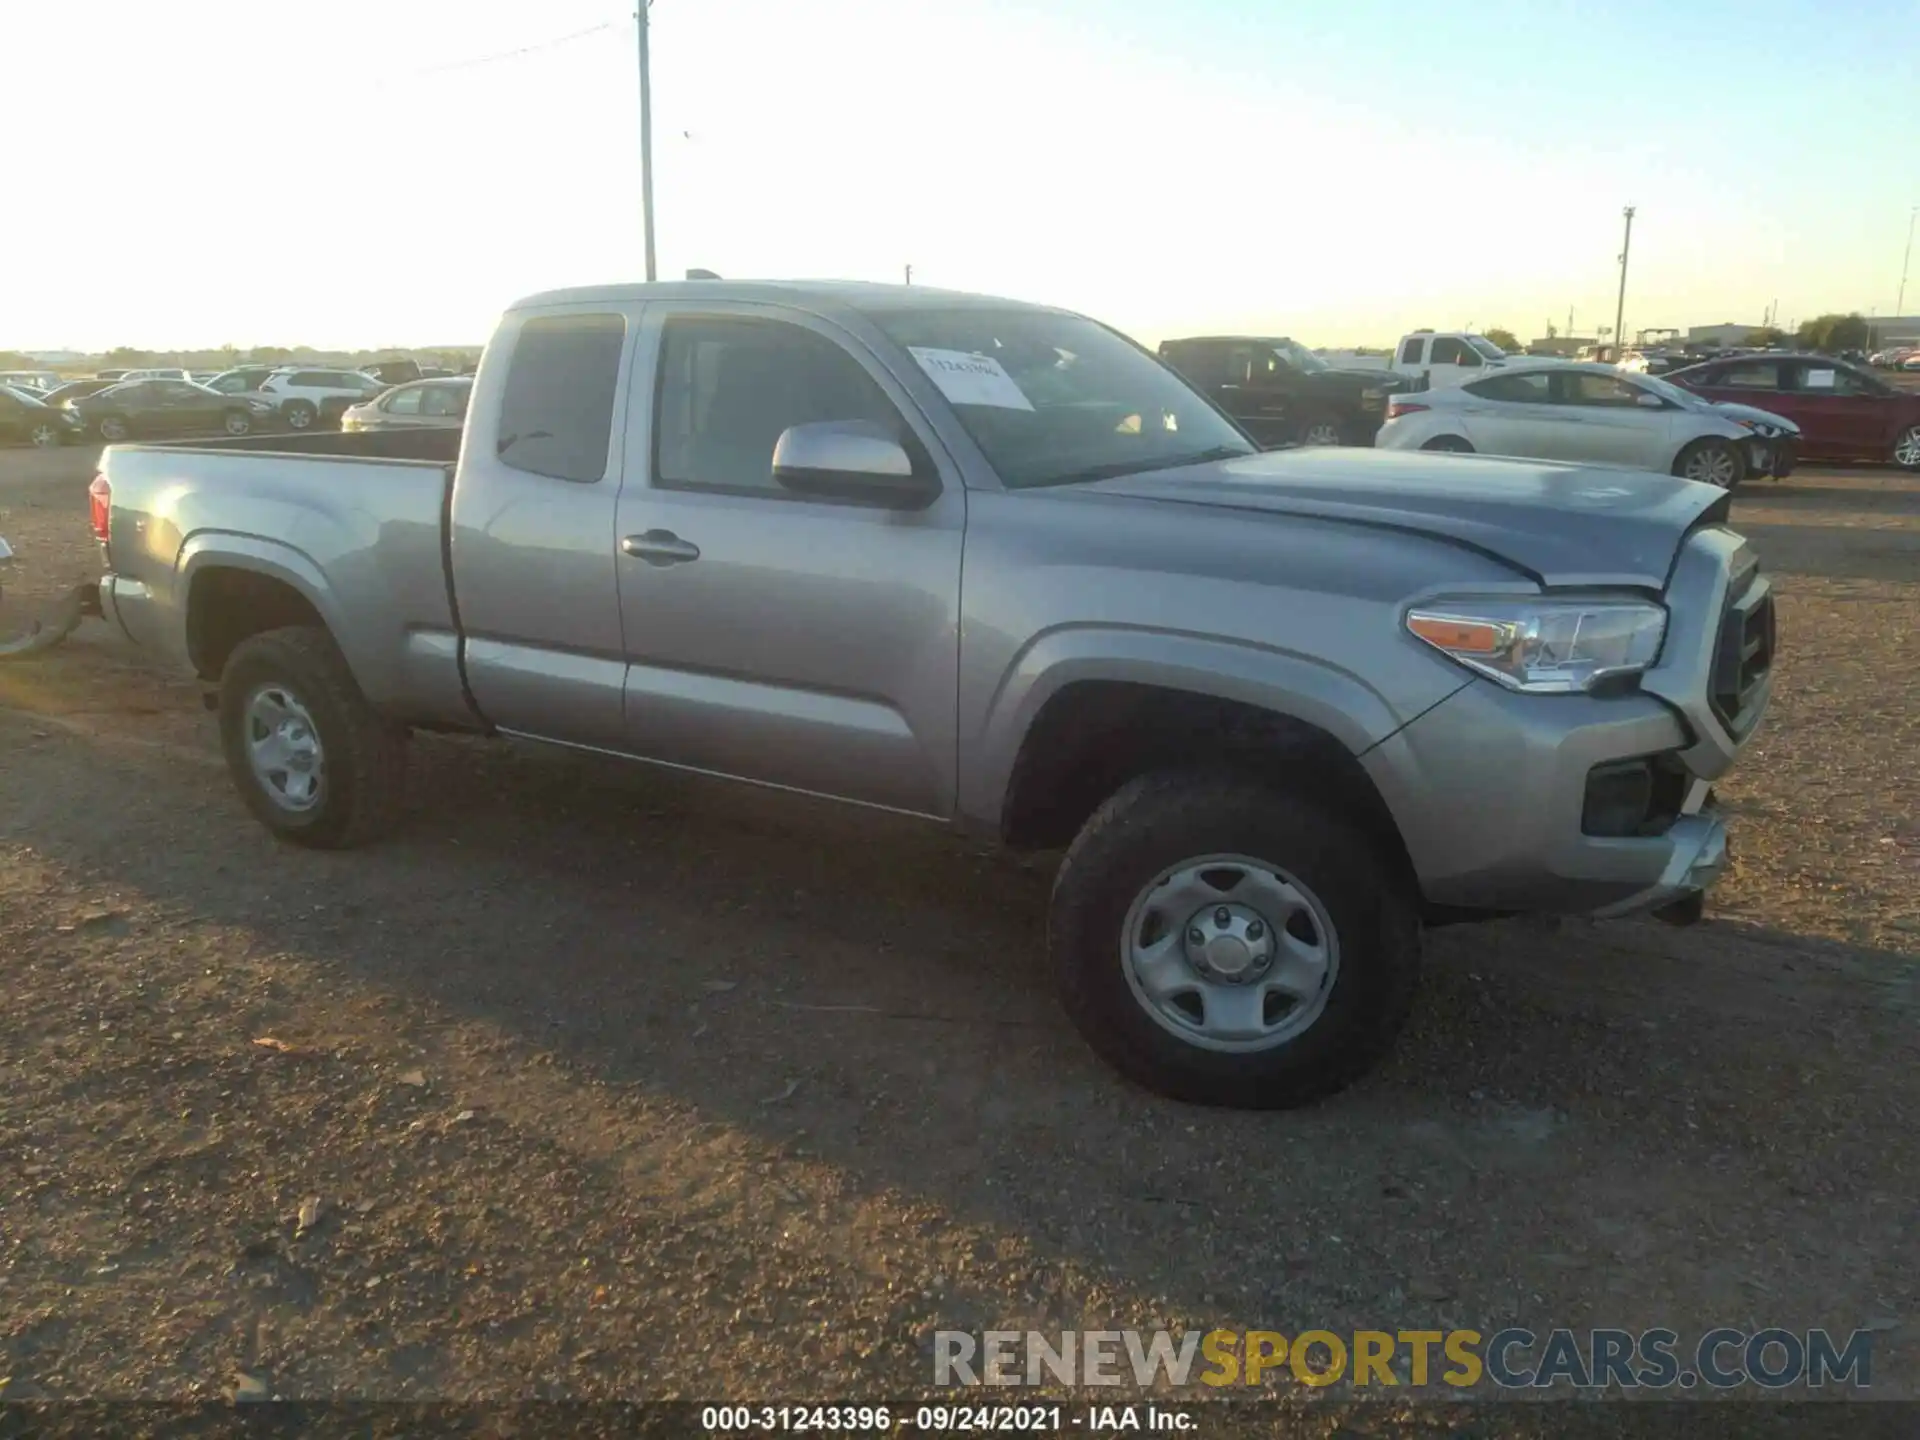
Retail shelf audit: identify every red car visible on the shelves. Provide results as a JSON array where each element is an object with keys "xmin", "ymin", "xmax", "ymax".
[{"xmin": 1667, "ymin": 353, "xmax": 1920, "ymax": 470}]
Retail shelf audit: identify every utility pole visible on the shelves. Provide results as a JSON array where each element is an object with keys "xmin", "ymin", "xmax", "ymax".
[
  {"xmin": 1898, "ymin": 206, "xmax": 1918, "ymax": 317},
  {"xmin": 904, "ymin": 264, "xmax": 912, "ymax": 285},
  {"xmin": 636, "ymin": 4, "xmax": 657, "ymax": 282},
  {"xmin": 1612, "ymin": 206, "xmax": 1635, "ymax": 360}
]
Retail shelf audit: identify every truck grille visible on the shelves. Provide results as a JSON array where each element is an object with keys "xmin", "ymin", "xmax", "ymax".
[{"xmin": 1710, "ymin": 571, "xmax": 1774, "ymax": 734}]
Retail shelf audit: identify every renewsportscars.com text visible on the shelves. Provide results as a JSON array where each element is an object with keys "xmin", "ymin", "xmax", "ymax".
[{"xmin": 934, "ymin": 1327, "xmax": 1874, "ymax": 1391}]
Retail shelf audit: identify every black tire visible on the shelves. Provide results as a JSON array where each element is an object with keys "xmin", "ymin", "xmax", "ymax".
[
  {"xmin": 1295, "ymin": 412, "xmax": 1346, "ymax": 448},
  {"xmin": 1420, "ymin": 434, "xmax": 1474, "ymax": 453},
  {"xmin": 1049, "ymin": 768, "xmax": 1421, "ymax": 1109},
  {"xmin": 97, "ymin": 414, "xmax": 129, "ymax": 443},
  {"xmin": 218, "ymin": 625, "xmax": 408, "ymax": 849},
  {"xmin": 29, "ymin": 420, "xmax": 63, "ymax": 448},
  {"xmin": 1673, "ymin": 437, "xmax": 1745, "ymax": 489},
  {"xmin": 1892, "ymin": 423, "xmax": 1920, "ymax": 472},
  {"xmin": 282, "ymin": 399, "xmax": 317, "ymax": 431},
  {"xmin": 222, "ymin": 409, "xmax": 253, "ymax": 437}
]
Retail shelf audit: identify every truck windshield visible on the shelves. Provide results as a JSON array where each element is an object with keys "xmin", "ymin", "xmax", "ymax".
[
  {"xmin": 871, "ymin": 308, "xmax": 1255, "ymax": 488},
  {"xmin": 1272, "ymin": 339, "xmax": 1330, "ymax": 373},
  {"xmin": 1467, "ymin": 336, "xmax": 1507, "ymax": 361}
]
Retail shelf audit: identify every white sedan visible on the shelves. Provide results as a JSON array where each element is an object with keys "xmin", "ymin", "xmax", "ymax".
[{"xmin": 1375, "ymin": 362, "xmax": 1793, "ymax": 488}]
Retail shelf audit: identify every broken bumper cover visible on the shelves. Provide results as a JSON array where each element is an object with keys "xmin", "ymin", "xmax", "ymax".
[{"xmin": 1589, "ymin": 810, "xmax": 1730, "ymax": 920}]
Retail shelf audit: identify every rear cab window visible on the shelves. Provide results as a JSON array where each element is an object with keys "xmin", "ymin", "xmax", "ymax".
[
  {"xmin": 1398, "ymin": 337, "xmax": 1426, "ymax": 366},
  {"xmin": 496, "ymin": 312, "xmax": 627, "ymax": 483}
]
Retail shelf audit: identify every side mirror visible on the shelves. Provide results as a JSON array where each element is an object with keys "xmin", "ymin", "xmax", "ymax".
[
  {"xmin": 772, "ymin": 421, "xmax": 940, "ymax": 510},
  {"xmin": 1634, "ymin": 393, "xmax": 1665, "ymax": 409}
]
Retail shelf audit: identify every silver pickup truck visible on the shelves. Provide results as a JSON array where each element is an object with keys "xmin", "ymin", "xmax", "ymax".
[{"xmin": 89, "ymin": 280, "xmax": 1774, "ymax": 1108}]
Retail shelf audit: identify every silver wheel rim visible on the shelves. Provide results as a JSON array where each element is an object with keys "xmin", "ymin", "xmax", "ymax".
[
  {"xmin": 1895, "ymin": 427, "xmax": 1920, "ymax": 467},
  {"xmin": 100, "ymin": 418, "xmax": 126, "ymax": 441},
  {"xmin": 287, "ymin": 407, "xmax": 312, "ymax": 429},
  {"xmin": 1302, "ymin": 422, "xmax": 1342, "ymax": 447},
  {"xmin": 1120, "ymin": 853, "xmax": 1340, "ymax": 1054},
  {"xmin": 30, "ymin": 423, "xmax": 57, "ymax": 447},
  {"xmin": 1684, "ymin": 445, "xmax": 1737, "ymax": 487},
  {"xmin": 226, "ymin": 413, "xmax": 250, "ymax": 435},
  {"xmin": 244, "ymin": 685, "xmax": 325, "ymax": 813}
]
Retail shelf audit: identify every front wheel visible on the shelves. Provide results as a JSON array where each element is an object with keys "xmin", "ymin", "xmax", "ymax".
[
  {"xmin": 1420, "ymin": 434, "xmax": 1475, "ymax": 453},
  {"xmin": 29, "ymin": 421, "xmax": 62, "ymax": 448},
  {"xmin": 97, "ymin": 415, "xmax": 128, "ymax": 443},
  {"xmin": 218, "ymin": 626, "xmax": 408, "ymax": 848},
  {"xmin": 1675, "ymin": 437, "xmax": 1745, "ymax": 489},
  {"xmin": 1049, "ymin": 769, "xmax": 1421, "ymax": 1108},
  {"xmin": 1893, "ymin": 424, "xmax": 1920, "ymax": 471},
  {"xmin": 1296, "ymin": 414, "xmax": 1345, "ymax": 448}
]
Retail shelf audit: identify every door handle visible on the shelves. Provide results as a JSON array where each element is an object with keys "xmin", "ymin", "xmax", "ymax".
[{"xmin": 621, "ymin": 530, "xmax": 701, "ymax": 566}]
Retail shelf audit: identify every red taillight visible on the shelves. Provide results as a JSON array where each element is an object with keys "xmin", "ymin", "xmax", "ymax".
[
  {"xmin": 1386, "ymin": 400, "xmax": 1430, "ymax": 420},
  {"xmin": 88, "ymin": 474, "xmax": 111, "ymax": 542}
]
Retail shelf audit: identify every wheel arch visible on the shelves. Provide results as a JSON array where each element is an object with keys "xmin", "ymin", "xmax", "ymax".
[
  {"xmin": 181, "ymin": 539, "xmax": 342, "ymax": 683},
  {"xmin": 976, "ymin": 633, "xmax": 1415, "ymax": 877}
]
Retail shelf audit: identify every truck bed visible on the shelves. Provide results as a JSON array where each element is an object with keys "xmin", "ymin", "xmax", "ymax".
[
  {"xmin": 95, "ymin": 426, "xmax": 476, "ymax": 731},
  {"xmin": 136, "ymin": 426, "xmax": 464, "ymax": 463}
]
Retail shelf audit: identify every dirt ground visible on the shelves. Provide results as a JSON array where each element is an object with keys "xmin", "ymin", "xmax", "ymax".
[{"xmin": 1, "ymin": 444, "xmax": 1916, "ymax": 1428}]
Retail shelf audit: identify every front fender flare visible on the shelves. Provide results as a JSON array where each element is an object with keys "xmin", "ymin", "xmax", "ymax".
[{"xmin": 961, "ymin": 624, "xmax": 1412, "ymax": 829}]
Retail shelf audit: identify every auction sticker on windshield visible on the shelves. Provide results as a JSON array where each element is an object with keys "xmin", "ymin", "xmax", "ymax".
[{"xmin": 909, "ymin": 348, "xmax": 1035, "ymax": 411}]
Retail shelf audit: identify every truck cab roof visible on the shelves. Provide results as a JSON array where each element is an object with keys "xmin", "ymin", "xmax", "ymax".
[{"xmin": 508, "ymin": 279, "xmax": 1066, "ymax": 319}]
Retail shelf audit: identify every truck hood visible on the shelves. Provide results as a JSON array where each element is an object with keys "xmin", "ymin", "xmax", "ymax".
[
  {"xmin": 1078, "ymin": 447, "xmax": 1728, "ymax": 589},
  {"xmin": 1308, "ymin": 366, "xmax": 1403, "ymax": 391}
]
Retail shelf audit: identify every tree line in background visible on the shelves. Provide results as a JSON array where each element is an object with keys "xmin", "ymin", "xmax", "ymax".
[{"xmin": 0, "ymin": 345, "xmax": 483, "ymax": 373}]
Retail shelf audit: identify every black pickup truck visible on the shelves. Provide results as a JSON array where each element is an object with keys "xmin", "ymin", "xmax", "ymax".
[{"xmin": 1158, "ymin": 335, "xmax": 1406, "ymax": 448}]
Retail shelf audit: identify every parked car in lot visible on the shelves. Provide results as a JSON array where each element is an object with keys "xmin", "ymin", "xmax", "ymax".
[
  {"xmin": 65, "ymin": 378, "xmax": 276, "ymax": 442},
  {"xmin": 360, "ymin": 359, "xmax": 455, "ymax": 386},
  {"xmin": 0, "ymin": 370, "xmax": 61, "ymax": 393},
  {"xmin": 1376, "ymin": 363, "xmax": 1797, "ymax": 487},
  {"xmin": 254, "ymin": 368, "xmax": 388, "ymax": 430},
  {"xmin": 0, "ymin": 385, "xmax": 86, "ymax": 447},
  {"xmin": 90, "ymin": 279, "xmax": 1773, "ymax": 1108},
  {"xmin": 340, "ymin": 376, "xmax": 471, "ymax": 433},
  {"xmin": 39, "ymin": 378, "xmax": 119, "ymax": 408},
  {"xmin": 116, "ymin": 368, "xmax": 192, "ymax": 382},
  {"xmin": 1667, "ymin": 353, "xmax": 1920, "ymax": 469},
  {"xmin": 1157, "ymin": 336, "xmax": 1406, "ymax": 447}
]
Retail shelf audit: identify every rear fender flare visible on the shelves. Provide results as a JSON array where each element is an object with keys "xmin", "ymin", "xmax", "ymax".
[{"xmin": 176, "ymin": 532, "xmax": 361, "ymax": 679}]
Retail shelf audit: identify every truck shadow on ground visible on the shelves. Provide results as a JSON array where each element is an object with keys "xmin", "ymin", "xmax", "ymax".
[{"xmin": 9, "ymin": 709, "xmax": 1916, "ymax": 1348}]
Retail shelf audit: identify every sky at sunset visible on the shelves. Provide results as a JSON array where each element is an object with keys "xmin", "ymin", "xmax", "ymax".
[{"xmin": 3, "ymin": 0, "xmax": 1916, "ymax": 353}]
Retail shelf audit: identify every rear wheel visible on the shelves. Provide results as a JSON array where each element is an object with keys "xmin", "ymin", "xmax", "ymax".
[
  {"xmin": 218, "ymin": 626, "xmax": 408, "ymax": 848},
  {"xmin": 1420, "ymin": 434, "xmax": 1474, "ymax": 453},
  {"xmin": 282, "ymin": 399, "xmax": 317, "ymax": 431},
  {"xmin": 1675, "ymin": 437, "xmax": 1744, "ymax": 489},
  {"xmin": 29, "ymin": 421, "xmax": 61, "ymax": 448},
  {"xmin": 223, "ymin": 409, "xmax": 253, "ymax": 436},
  {"xmin": 1893, "ymin": 424, "xmax": 1920, "ymax": 471},
  {"xmin": 1049, "ymin": 769, "xmax": 1421, "ymax": 1109}
]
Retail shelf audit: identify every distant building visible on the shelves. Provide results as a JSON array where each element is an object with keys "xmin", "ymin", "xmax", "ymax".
[
  {"xmin": 1686, "ymin": 323, "xmax": 1766, "ymax": 348},
  {"xmin": 1528, "ymin": 335, "xmax": 1594, "ymax": 357},
  {"xmin": 25, "ymin": 349, "xmax": 86, "ymax": 364},
  {"xmin": 1867, "ymin": 316, "xmax": 1920, "ymax": 347}
]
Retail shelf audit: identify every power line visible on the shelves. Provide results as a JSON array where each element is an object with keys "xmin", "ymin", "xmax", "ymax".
[{"xmin": 407, "ymin": 20, "xmax": 618, "ymax": 78}]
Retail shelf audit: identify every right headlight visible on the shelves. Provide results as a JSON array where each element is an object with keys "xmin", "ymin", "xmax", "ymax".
[{"xmin": 1406, "ymin": 597, "xmax": 1667, "ymax": 694}]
